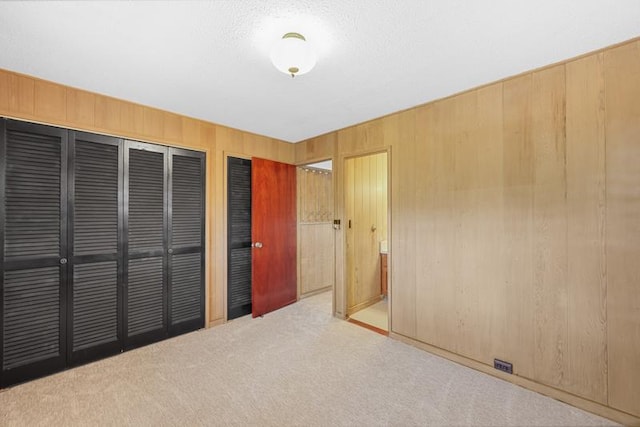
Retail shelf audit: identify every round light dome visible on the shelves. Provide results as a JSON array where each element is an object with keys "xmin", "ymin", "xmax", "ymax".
[{"xmin": 270, "ymin": 32, "xmax": 317, "ymax": 77}]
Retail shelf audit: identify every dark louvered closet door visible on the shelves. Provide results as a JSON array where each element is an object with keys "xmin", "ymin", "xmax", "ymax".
[
  {"xmin": 68, "ymin": 132, "xmax": 122, "ymax": 364},
  {"xmin": 124, "ymin": 142, "xmax": 167, "ymax": 349},
  {"xmin": 0, "ymin": 120, "xmax": 67, "ymax": 386},
  {"xmin": 227, "ymin": 157, "xmax": 252, "ymax": 320},
  {"xmin": 168, "ymin": 149, "xmax": 204, "ymax": 335}
]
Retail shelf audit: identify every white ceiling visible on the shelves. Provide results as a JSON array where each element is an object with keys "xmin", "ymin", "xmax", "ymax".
[
  {"xmin": 1, "ymin": 1, "xmax": 639, "ymax": 143},
  {"xmin": 306, "ymin": 160, "xmax": 332, "ymax": 171}
]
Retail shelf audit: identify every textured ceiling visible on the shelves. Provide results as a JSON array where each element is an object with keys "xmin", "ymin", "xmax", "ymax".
[{"xmin": 1, "ymin": 1, "xmax": 639, "ymax": 143}]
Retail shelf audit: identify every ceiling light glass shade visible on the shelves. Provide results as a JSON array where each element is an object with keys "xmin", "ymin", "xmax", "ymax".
[{"xmin": 270, "ymin": 32, "xmax": 317, "ymax": 77}]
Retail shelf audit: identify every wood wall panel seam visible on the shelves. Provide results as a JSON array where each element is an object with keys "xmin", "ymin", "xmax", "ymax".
[{"xmin": 603, "ymin": 40, "xmax": 640, "ymax": 416}]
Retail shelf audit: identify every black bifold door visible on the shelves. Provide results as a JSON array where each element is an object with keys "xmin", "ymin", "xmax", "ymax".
[
  {"xmin": 124, "ymin": 142, "xmax": 205, "ymax": 349},
  {"xmin": 0, "ymin": 119, "xmax": 205, "ymax": 387}
]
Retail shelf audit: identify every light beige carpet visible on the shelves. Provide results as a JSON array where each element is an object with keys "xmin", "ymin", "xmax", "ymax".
[
  {"xmin": 0, "ymin": 291, "xmax": 617, "ymax": 427},
  {"xmin": 349, "ymin": 298, "xmax": 389, "ymax": 331}
]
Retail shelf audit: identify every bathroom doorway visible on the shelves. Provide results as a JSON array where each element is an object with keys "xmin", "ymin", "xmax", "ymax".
[{"xmin": 344, "ymin": 151, "xmax": 389, "ymax": 334}]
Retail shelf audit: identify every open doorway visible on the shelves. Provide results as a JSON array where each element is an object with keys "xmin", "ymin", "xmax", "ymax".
[
  {"xmin": 344, "ymin": 151, "xmax": 389, "ymax": 334},
  {"xmin": 296, "ymin": 160, "xmax": 335, "ymax": 303}
]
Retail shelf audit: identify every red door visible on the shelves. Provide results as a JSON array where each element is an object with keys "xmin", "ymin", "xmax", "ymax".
[{"xmin": 251, "ymin": 158, "xmax": 297, "ymax": 317}]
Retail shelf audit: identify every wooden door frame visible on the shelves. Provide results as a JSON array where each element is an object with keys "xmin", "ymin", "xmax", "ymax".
[{"xmin": 337, "ymin": 147, "xmax": 391, "ymax": 329}]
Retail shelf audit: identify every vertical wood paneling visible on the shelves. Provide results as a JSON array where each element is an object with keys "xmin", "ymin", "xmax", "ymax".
[
  {"xmin": 34, "ymin": 81, "xmax": 66, "ymax": 122},
  {"xmin": 376, "ymin": 150, "xmax": 388, "ymax": 242},
  {"xmin": 202, "ymin": 125, "xmax": 215, "ymax": 326},
  {"xmin": 566, "ymin": 53, "xmax": 607, "ymax": 403},
  {"xmin": 297, "ymin": 168, "xmax": 333, "ymax": 223},
  {"xmin": 95, "ymin": 97, "xmax": 121, "ymax": 132},
  {"xmin": 66, "ymin": 89, "xmax": 95, "ymax": 128},
  {"xmin": 182, "ymin": 118, "xmax": 201, "ymax": 149},
  {"xmin": 531, "ymin": 64, "xmax": 568, "ymax": 389},
  {"xmin": 297, "ymin": 167, "xmax": 334, "ymax": 296},
  {"xmin": 0, "ymin": 70, "xmax": 10, "ymax": 112},
  {"xmin": 120, "ymin": 102, "xmax": 144, "ymax": 136},
  {"xmin": 390, "ymin": 111, "xmax": 416, "ymax": 336},
  {"xmin": 467, "ymin": 85, "xmax": 505, "ymax": 363},
  {"xmin": 295, "ymin": 133, "xmax": 336, "ymax": 164},
  {"xmin": 214, "ymin": 148, "xmax": 227, "ymax": 323},
  {"xmin": 476, "ymin": 85, "xmax": 505, "ymax": 364},
  {"xmin": 9, "ymin": 74, "xmax": 35, "ymax": 116},
  {"xmin": 415, "ymin": 105, "xmax": 435, "ymax": 344},
  {"xmin": 143, "ymin": 107, "xmax": 164, "ymax": 140},
  {"xmin": 502, "ymin": 74, "xmax": 535, "ymax": 379},
  {"xmin": 453, "ymin": 91, "xmax": 480, "ymax": 360},
  {"xmin": 604, "ymin": 40, "xmax": 640, "ymax": 417},
  {"xmin": 299, "ymin": 223, "xmax": 334, "ymax": 295},
  {"xmin": 163, "ymin": 112, "xmax": 182, "ymax": 143},
  {"xmin": 345, "ymin": 156, "xmax": 356, "ymax": 309},
  {"xmin": 429, "ymin": 99, "xmax": 458, "ymax": 349},
  {"xmin": 352, "ymin": 156, "xmax": 364, "ymax": 307}
]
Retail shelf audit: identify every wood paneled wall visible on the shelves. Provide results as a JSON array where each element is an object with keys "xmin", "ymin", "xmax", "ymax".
[
  {"xmin": 0, "ymin": 67, "xmax": 295, "ymax": 328},
  {"xmin": 294, "ymin": 38, "xmax": 640, "ymax": 422},
  {"xmin": 604, "ymin": 41, "xmax": 640, "ymax": 418},
  {"xmin": 294, "ymin": 133, "xmax": 336, "ymax": 165},
  {"xmin": 297, "ymin": 167, "xmax": 334, "ymax": 297},
  {"xmin": 298, "ymin": 167, "xmax": 333, "ymax": 223},
  {"xmin": 345, "ymin": 152, "xmax": 387, "ymax": 313}
]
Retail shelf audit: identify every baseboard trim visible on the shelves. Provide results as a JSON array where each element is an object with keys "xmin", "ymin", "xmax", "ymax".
[
  {"xmin": 299, "ymin": 286, "xmax": 332, "ymax": 299},
  {"xmin": 207, "ymin": 318, "xmax": 225, "ymax": 328},
  {"xmin": 347, "ymin": 294, "xmax": 383, "ymax": 316},
  {"xmin": 389, "ymin": 332, "xmax": 640, "ymax": 426}
]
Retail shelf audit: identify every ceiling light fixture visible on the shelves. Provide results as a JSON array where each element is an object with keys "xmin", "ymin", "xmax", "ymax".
[{"xmin": 270, "ymin": 32, "xmax": 317, "ymax": 78}]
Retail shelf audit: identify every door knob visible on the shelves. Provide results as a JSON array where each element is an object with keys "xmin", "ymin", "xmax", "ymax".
[
  {"xmin": 60, "ymin": 258, "xmax": 68, "ymax": 265},
  {"xmin": 168, "ymin": 248, "xmax": 174, "ymax": 254},
  {"xmin": 254, "ymin": 242, "xmax": 263, "ymax": 248}
]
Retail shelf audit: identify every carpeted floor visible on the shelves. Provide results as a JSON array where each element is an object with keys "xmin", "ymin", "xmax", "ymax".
[{"xmin": 0, "ymin": 291, "xmax": 617, "ymax": 426}]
